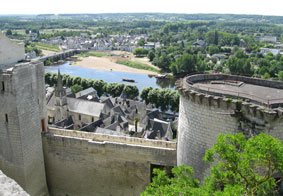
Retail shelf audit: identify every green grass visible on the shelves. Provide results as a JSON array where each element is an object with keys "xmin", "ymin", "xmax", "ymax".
[
  {"xmin": 116, "ymin": 60, "xmax": 159, "ymax": 73},
  {"xmin": 12, "ymin": 39, "xmax": 24, "ymax": 44},
  {"xmin": 76, "ymin": 52, "xmax": 109, "ymax": 57},
  {"xmin": 33, "ymin": 43, "xmax": 61, "ymax": 52}
]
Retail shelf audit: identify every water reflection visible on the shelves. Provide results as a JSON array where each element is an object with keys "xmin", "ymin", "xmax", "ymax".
[
  {"xmin": 44, "ymin": 61, "xmax": 176, "ymax": 91},
  {"xmin": 156, "ymin": 78, "xmax": 177, "ymax": 89}
]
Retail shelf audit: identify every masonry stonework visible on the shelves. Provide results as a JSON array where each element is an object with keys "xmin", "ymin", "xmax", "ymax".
[
  {"xmin": 177, "ymin": 74, "xmax": 283, "ymax": 180},
  {"xmin": 0, "ymin": 32, "xmax": 25, "ymax": 66},
  {"xmin": 43, "ymin": 127, "xmax": 177, "ymax": 196},
  {"xmin": 0, "ymin": 61, "xmax": 48, "ymax": 196}
]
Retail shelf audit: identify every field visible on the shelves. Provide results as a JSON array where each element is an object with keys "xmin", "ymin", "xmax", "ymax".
[
  {"xmin": 116, "ymin": 60, "xmax": 159, "ymax": 73},
  {"xmin": 76, "ymin": 51, "xmax": 109, "ymax": 57},
  {"xmin": 33, "ymin": 43, "xmax": 61, "ymax": 52}
]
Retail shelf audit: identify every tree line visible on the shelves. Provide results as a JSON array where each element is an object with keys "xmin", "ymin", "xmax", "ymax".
[{"xmin": 45, "ymin": 72, "xmax": 179, "ymax": 112}]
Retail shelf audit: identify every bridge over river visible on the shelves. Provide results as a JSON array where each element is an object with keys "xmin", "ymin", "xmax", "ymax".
[{"xmin": 33, "ymin": 49, "xmax": 87, "ymax": 65}]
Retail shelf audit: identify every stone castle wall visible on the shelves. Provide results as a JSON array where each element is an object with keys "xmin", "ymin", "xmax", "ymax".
[
  {"xmin": 43, "ymin": 127, "xmax": 177, "ymax": 196},
  {"xmin": 176, "ymin": 76, "xmax": 283, "ymax": 180},
  {"xmin": 0, "ymin": 32, "xmax": 25, "ymax": 66},
  {"xmin": 0, "ymin": 61, "xmax": 48, "ymax": 195}
]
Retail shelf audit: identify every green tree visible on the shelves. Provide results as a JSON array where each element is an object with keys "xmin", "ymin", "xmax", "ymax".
[
  {"xmin": 71, "ymin": 84, "xmax": 83, "ymax": 94},
  {"xmin": 106, "ymin": 83, "xmax": 125, "ymax": 97},
  {"xmin": 170, "ymin": 53, "xmax": 201, "ymax": 75},
  {"xmin": 91, "ymin": 79, "xmax": 107, "ymax": 97},
  {"xmin": 208, "ymin": 44, "xmax": 219, "ymax": 55},
  {"xmin": 45, "ymin": 72, "xmax": 52, "ymax": 85},
  {"xmin": 147, "ymin": 88, "xmax": 161, "ymax": 108},
  {"xmin": 137, "ymin": 38, "xmax": 145, "ymax": 46},
  {"xmin": 227, "ymin": 55, "xmax": 253, "ymax": 76},
  {"xmin": 6, "ymin": 29, "xmax": 12, "ymax": 36},
  {"xmin": 123, "ymin": 85, "xmax": 139, "ymax": 99},
  {"xmin": 80, "ymin": 78, "xmax": 90, "ymax": 89},
  {"xmin": 147, "ymin": 50, "xmax": 155, "ymax": 61},
  {"xmin": 133, "ymin": 48, "xmax": 148, "ymax": 57},
  {"xmin": 140, "ymin": 87, "xmax": 153, "ymax": 104},
  {"xmin": 169, "ymin": 91, "xmax": 179, "ymax": 113},
  {"xmin": 143, "ymin": 133, "xmax": 283, "ymax": 196},
  {"xmin": 278, "ymin": 71, "xmax": 283, "ymax": 81},
  {"xmin": 45, "ymin": 58, "xmax": 53, "ymax": 66},
  {"xmin": 263, "ymin": 72, "xmax": 270, "ymax": 79}
]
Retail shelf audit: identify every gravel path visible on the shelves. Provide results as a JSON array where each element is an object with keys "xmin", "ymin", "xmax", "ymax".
[{"xmin": 0, "ymin": 170, "xmax": 29, "ymax": 196}]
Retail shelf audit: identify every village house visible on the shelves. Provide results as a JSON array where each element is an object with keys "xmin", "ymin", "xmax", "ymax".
[
  {"xmin": 191, "ymin": 39, "xmax": 207, "ymax": 48},
  {"xmin": 46, "ymin": 70, "xmax": 175, "ymax": 141}
]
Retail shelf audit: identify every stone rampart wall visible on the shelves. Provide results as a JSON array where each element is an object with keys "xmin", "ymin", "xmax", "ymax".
[{"xmin": 43, "ymin": 127, "xmax": 177, "ymax": 196}]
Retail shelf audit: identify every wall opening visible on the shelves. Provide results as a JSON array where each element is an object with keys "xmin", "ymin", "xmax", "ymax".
[
  {"xmin": 5, "ymin": 113, "xmax": 8, "ymax": 123},
  {"xmin": 79, "ymin": 114, "xmax": 81, "ymax": 121},
  {"xmin": 41, "ymin": 119, "xmax": 45, "ymax": 132},
  {"xmin": 150, "ymin": 164, "xmax": 173, "ymax": 182},
  {"xmin": 2, "ymin": 81, "xmax": 4, "ymax": 91},
  {"xmin": 92, "ymin": 117, "xmax": 94, "ymax": 122}
]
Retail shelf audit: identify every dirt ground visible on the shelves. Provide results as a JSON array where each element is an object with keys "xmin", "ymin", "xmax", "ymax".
[
  {"xmin": 41, "ymin": 49, "xmax": 56, "ymax": 56},
  {"xmin": 73, "ymin": 51, "xmax": 159, "ymax": 75}
]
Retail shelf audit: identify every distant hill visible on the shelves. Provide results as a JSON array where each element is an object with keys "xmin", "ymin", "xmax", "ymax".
[{"xmin": 42, "ymin": 13, "xmax": 283, "ymax": 24}]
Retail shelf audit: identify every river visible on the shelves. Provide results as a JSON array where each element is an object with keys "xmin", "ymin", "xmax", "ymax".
[{"xmin": 44, "ymin": 61, "xmax": 176, "ymax": 91}]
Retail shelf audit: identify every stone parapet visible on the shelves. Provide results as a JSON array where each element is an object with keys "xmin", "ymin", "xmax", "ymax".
[{"xmin": 47, "ymin": 126, "xmax": 177, "ymax": 150}]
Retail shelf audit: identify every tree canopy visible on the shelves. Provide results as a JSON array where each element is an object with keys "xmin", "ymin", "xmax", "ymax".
[{"xmin": 142, "ymin": 133, "xmax": 283, "ymax": 196}]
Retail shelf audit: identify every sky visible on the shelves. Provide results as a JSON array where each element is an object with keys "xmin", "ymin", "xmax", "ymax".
[{"xmin": 2, "ymin": 0, "xmax": 283, "ymax": 16}]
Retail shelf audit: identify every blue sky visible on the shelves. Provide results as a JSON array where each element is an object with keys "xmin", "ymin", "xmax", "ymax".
[{"xmin": 2, "ymin": 0, "xmax": 283, "ymax": 16}]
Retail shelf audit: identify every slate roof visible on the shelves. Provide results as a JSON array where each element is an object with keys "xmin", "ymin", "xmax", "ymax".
[
  {"xmin": 80, "ymin": 119, "xmax": 103, "ymax": 132},
  {"xmin": 67, "ymin": 98, "xmax": 105, "ymax": 117},
  {"xmin": 120, "ymin": 90, "xmax": 128, "ymax": 99},
  {"xmin": 112, "ymin": 106, "xmax": 126, "ymax": 116},
  {"xmin": 102, "ymin": 98, "xmax": 114, "ymax": 109},
  {"xmin": 145, "ymin": 118, "xmax": 173, "ymax": 140},
  {"xmin": 54, "ymin": 115, "xmax": 74, "ymax": 127},
  {"xmin": 105, "ymin": 121, "xmax": 122, "ymax": 131},
  {"xmin": 75, "ymin": 87, "xmax": 97, "ymax": 98}
]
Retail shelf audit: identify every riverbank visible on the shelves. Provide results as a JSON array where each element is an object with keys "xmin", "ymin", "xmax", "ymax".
[{"xmin": 72, "ymin": 56, "xmax": 158, "ymax": 75}]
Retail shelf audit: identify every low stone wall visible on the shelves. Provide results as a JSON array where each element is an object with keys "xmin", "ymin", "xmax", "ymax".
[
  {"xmin": 48, "ymin": 127, "xmax": 177, "ymax": 149},
  {"xmin": 186, "ymin": 74, "xmax": 283, "ymax": 89},
  {"xmin": 43, "ymin": 127, "xmax": 177, "ymax": 196}
]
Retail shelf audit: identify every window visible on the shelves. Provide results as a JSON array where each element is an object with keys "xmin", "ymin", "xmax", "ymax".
[
  {"xmin": 41, "ymin": 119, "xmax": 45, "ymax": 132},
  {"xmin": 5, "ymin": 114, "xmax": 8, "ymax": 123},
  {"xmin": 79, "ymin": 114, "xmax": 81, "ymax": 121},
  {"xmin": 92, "ymin": 117, "xmax": 94, "ymax": 122},
  {"xmin": 1, "ymin": 82, "xmax": 4, "ymax": 91}
]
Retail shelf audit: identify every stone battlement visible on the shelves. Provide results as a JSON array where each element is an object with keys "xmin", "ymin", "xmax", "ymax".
[
  {"xmin": 176, "ymin": 74, "xmax": 283, "ymax": 180},
  {"xmin": 47, "ymin": 126, "xmax": 177, "ymax": 150},
  {"xmin": 176, "ymin": 74, "xmax": 283, "ymax": 120}
]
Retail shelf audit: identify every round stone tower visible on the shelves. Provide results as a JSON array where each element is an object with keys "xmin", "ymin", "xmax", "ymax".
[{"xmin": 176, "ymin": 74, "xmax": 283, "ymax": 180}]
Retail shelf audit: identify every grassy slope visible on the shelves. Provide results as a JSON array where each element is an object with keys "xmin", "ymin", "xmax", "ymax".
[
  {"xmin": 33, "ymin": 43, "xmax": 61, "ymax": 52},
  {"xmin": 116, "ymin": 60, "xmax": 159, "ymax": 73}
]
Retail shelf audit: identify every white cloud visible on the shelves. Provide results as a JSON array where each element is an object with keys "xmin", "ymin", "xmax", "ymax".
[{"xmin": 2, "ymin": 0, "xmax": 283, "ymax": 16}]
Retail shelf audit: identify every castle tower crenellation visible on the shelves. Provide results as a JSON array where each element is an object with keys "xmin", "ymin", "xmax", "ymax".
[{"xmin": 177, "ymin": 74, "xmax": 283, "ymax": 180}]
